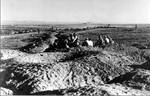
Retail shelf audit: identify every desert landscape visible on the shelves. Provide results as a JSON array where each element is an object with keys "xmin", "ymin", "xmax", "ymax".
[
  {"xmin": 0, "ymin": 23, "xmax": 150, "ymax": 95},
  {"xmin": 1, "ymin": 0, "xmax": 150, "ymax": 95}
]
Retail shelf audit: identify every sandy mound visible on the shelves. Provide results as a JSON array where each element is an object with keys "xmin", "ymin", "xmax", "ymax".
[
  {"xmin": 0, "ymin": 47, "xmax": 149, "ymax": 95},
  {"xmin": 99, "ymin": 84, "xmax": 149, "ymax": 96},
  {"xmin": 0, "ymin": 87, "xmax": 13, "ymax": 95},
  {"xmin": 19, "ymin": 43, "xmax": 50, "ymax": 53},
  {"xmin": 109, "ymin": 69, "xmax": 150, "ymax": 91},
  {"xmin": 19, "ymin": 32, "xmax": 58, "ymax": 53},
  {"xmin": 14, "ymin": 52, "xmax": 65, "ymax": 64},
  {"xmin": 1, "ymin": 49, "xmax": 66, "ymax": 64},
  {"xmin": 0, "ymin": 49, "xmax": 28, "ymax": 60}
]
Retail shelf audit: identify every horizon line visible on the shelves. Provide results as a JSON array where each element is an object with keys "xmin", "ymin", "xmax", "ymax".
[{"xmin": 1, "ymin": 20, "xmax": 150, "ymax": 25}]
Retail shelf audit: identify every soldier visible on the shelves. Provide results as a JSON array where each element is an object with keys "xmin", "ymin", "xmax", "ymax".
[
  {"xmin": 107, "ymin": 35, "xmax": 114, "ymax": 44},
  {"xmin": 88, "ymin": 38, "xmax": 93, "ymax": 47},
  {"xmin": 53, "ymin": 39, "xmax": 59, "ymax": 49},
  {"xmin": 54, "ymin": 32, "xmax": 70, "ymax": 49},
  {"xmin": 104, "ymin": 35, "xmax": 110, "ymax": 45},
  {"xmin": 82, "ymin": 38, "xmax": 88, "ymax": 46},
  {"xmin": 68, "ymin": 33, "xmax": 79, "ymax": 47},
  {"xmin": 64, "ymin": 38, "xmax": 70, "ymax": 49},
  {"xmin": 95, "ymin": 34, "xmax": 105, "ymax": 48},
  {"xmin": 72, "ymin": 33, "xmax": 79, "ymax": 47},
  {"xmin": 82, "ymin": 38, "xmax": 93, "ymax": 47}
]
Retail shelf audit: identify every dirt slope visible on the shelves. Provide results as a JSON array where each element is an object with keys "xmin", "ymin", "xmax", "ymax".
[{"xmin": 0, "ymin": 47, "xmax": 149, "ymax": 95}]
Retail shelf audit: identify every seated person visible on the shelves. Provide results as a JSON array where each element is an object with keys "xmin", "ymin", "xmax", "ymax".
[{"xmin": 82, "ymin": 38, "xmax": 93, "ymax": 47}]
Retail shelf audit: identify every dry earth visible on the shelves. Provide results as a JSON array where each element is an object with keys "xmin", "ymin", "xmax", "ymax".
[
  {"xmin": 0, "ymin": 46, "xmax": 150, "ymax": 95},
  {"xmin": 1, "ymin": 29, "xmax": 150, "ymax": 95}
]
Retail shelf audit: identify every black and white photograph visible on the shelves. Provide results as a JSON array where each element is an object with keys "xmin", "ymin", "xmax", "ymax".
[{"xmin": 1, "ymin": 0, "xmax": 150, "ymax": 95}]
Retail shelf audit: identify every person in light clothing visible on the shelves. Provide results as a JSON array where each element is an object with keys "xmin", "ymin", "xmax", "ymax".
[
  {"xmin": 104, "ymin": 35, "xmax": 110, "ymax": 45},
  {"xmin": 82, "ymin": 38, "xmax": 93, "ymax": 47}
]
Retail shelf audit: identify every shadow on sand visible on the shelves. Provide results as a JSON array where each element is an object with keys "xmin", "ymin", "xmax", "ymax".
[{"xmin": 129, "ymin": 59, "xmax": 150, "ymax": 70}]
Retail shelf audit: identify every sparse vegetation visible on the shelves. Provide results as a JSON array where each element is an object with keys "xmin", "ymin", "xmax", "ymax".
[{"xmin": 0, "ymin": 24, "xmax": 150, "ymax": 95}]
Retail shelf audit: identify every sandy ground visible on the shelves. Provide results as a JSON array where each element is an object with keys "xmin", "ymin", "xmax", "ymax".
[
  {"xmin": 0, "ymin": 49, "xmax": 65, "ymax": 64},
  {"xmin": 0, "ymin": 32, "xmax": 39, "ymax": 39},
  {"xmin": 0, "ymin": 49, "xmax": 28, "ymax": 60},
  {"xmin": 99, "ymin": 84, "xmax": 150, "ymax": 95},
  {"xmin": 1, "ymin": 35, "xmax": 12, "ymax": 39},
  {"xmin": 1, "ymin": 49, "xmax": 150, "ymax": 95}
]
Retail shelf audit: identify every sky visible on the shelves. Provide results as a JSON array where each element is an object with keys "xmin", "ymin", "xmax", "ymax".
[{"xmin": 1, "ymin": 0, "xmax": 150, "ymax": 24}]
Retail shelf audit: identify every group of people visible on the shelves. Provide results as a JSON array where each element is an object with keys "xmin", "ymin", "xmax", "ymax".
[
  {"xmin": 53, "ymin": 32, "xmax": 79, "ymax": 49},
  {"xmin": 82, "ymin": 35, "xmax": 114, "ymax": 48},
  {"xmin": 95, "ymin": 35, "xmax": 114, "ymax": 48},
  {"xmin": 53, "ymin": 32, "xmax": 114, "ymax": 49}
]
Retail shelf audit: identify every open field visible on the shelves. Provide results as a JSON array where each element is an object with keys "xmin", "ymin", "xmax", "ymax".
[
  {"xmin": 0, "ymin": 24, "xmax": 150, "ymax": 95},
  {"xmin": 78, "ymin": 27, "xmax": 150, "ymax": 46},
  {"xmin": 0, "ymin": 32, "xmax": 41, "ymax": 49},
  {"xmin": 1, "ymin": 24, "xmax": 150, "ymax": 49}
]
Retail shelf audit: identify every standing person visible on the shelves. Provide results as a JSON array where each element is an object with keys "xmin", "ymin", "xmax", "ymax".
[
  {"xmin": 69, "ymin": 33, "xmax": 79, "ymax": 47},
  {"xmin": 72, "ymin": 33, "xmax": 79, "ymax": 47},
  {"xmin": 72, "ymin": 33, "xmax": 78, "ymax": 42}
]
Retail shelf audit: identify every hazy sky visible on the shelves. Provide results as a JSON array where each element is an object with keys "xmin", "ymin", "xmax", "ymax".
[{"xmin": 1, "ymin": 0, "xmax": 150, "ymax": 23}]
